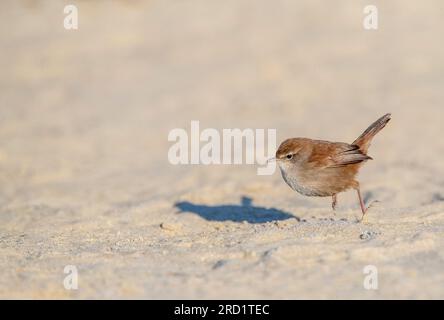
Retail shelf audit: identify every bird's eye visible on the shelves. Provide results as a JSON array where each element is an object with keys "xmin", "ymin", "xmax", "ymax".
[{"xmin": 286, "ymin": 154, "xmax": 293, "ymax": 160}]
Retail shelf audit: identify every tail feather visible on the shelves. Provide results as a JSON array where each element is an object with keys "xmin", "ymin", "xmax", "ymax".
[{"xmin": 352, "ymin": 113, "xmax": 391, "ymax": 154}]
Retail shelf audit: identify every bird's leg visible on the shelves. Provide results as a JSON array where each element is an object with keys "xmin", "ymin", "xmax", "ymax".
[
  {"xmin": 356, "ymin": 187, "xmax": 367, "ymax": 220},
  {"xmin": 331, "ymin": 194, "xmax": 337, "ymax": 213}
]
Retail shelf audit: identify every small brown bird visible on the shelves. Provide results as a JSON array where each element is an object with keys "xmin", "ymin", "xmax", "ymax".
[{"xmin": 274, "ymin": 113, "xmax": 391, "ymax": 219}]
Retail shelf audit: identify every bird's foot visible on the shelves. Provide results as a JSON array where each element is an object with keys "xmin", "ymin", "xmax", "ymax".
[{"xmin": 359, "ymin": 200, "xmax": 380, "ymax": 222}]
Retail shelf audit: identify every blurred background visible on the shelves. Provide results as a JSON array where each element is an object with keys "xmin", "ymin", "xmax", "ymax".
[{"xmin": 1, "ymin": 0, "xmax": 443, "ymax": 299}]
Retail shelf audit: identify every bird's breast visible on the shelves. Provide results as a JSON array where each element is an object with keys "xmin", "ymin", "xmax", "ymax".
[{"xmin": 279, "ymin": 166, "xmax": 324, "ymax": 197}]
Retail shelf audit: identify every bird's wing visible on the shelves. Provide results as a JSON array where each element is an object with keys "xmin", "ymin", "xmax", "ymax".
[
  {"xmin": 306, "ymin": 142, "xmax": 371, "ymax": 168},
  {"xmin": 328, "ymin": 144, "xmax": 372, "ymax": 167}
]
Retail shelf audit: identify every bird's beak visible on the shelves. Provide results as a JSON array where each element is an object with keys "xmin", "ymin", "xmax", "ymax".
[{"xmin": 267, "ymin": 157, "xmax": 276, "ymax": 163}]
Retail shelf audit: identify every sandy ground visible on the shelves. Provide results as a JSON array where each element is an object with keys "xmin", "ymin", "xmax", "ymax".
[{"xmin": 1, "ymin": 0, "xmax": 444, "ymax": 299}]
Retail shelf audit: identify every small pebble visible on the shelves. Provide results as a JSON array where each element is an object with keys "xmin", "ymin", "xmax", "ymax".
[
  {"xmin": 160, "ymin": 222, "xmax": 181, "ymax": 231},
  {"xmin": 212, "ymin": 260, "xmax": 228, "ymax": 270},
  {"xmin": 360, "ymin": 230, "xmax": 379, "ymax": 240}
]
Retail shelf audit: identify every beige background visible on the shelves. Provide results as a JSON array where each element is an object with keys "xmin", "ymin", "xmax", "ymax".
[{"xmin": 0, "ymin": 0, "xmax": 443, "ymax": 298}]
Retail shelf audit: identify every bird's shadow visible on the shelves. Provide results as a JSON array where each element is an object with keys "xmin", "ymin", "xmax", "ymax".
[{"xmin": 174, "ymin": 196, "xmax": 298, "ymax": 224}]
